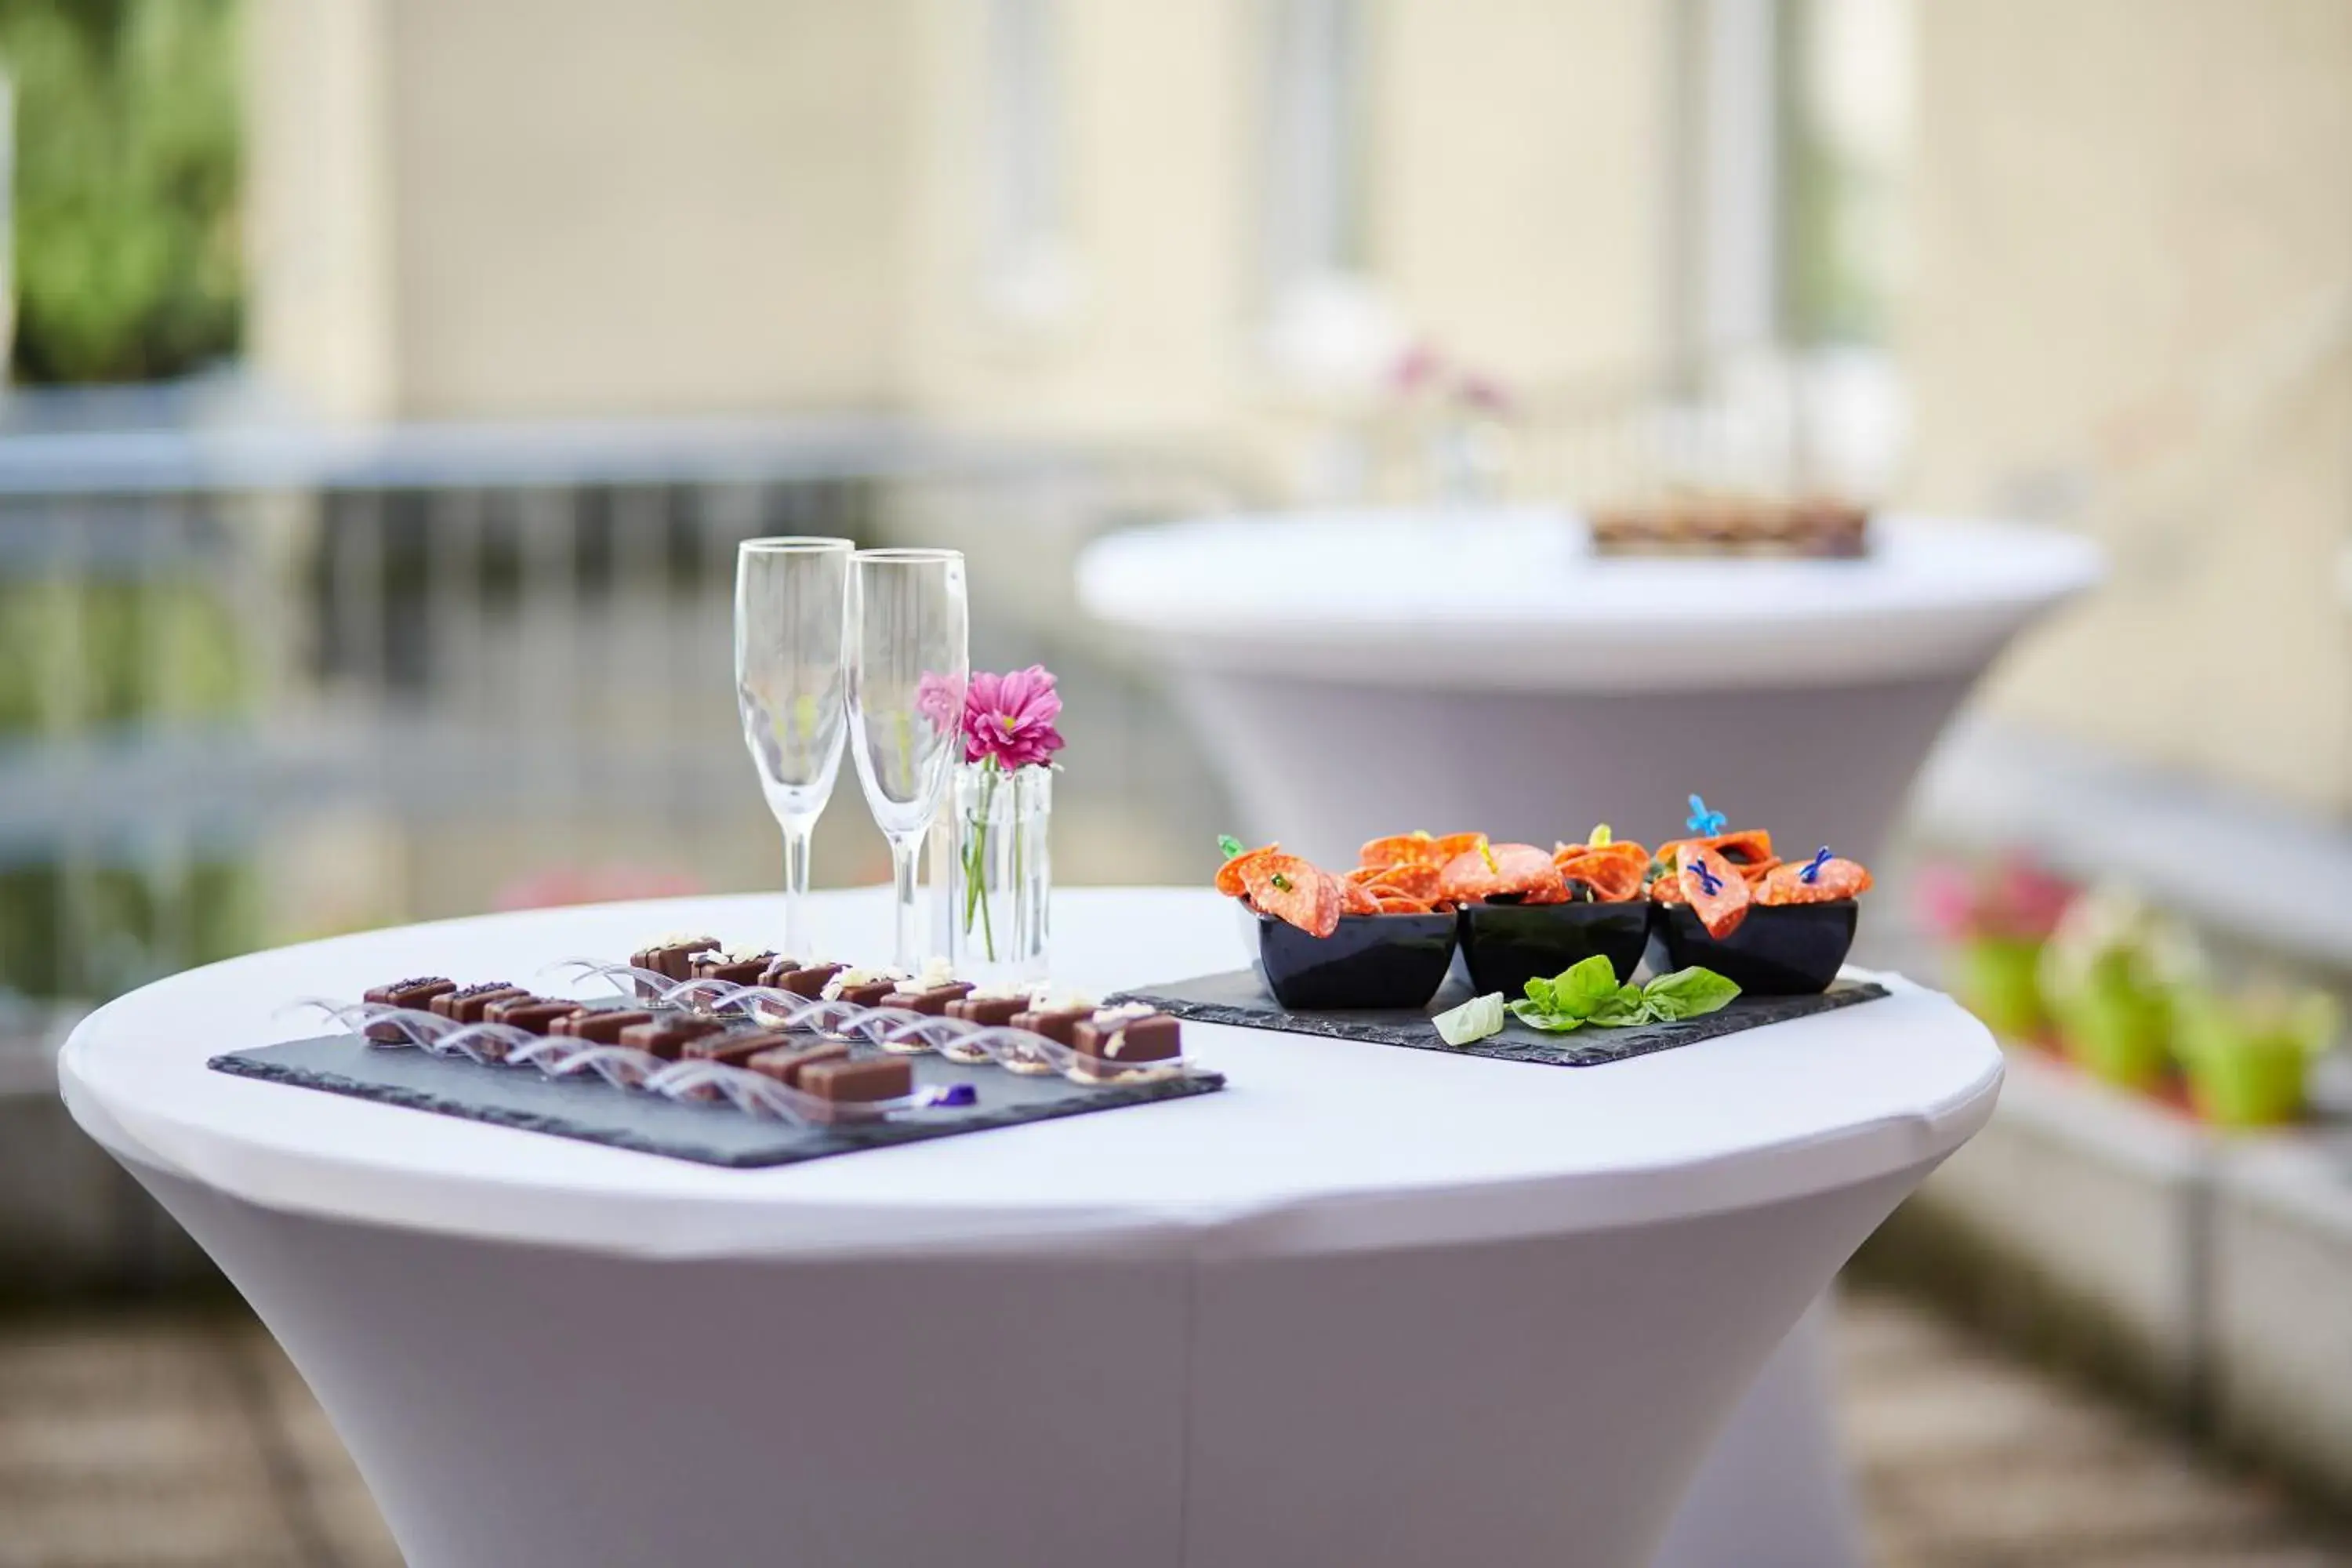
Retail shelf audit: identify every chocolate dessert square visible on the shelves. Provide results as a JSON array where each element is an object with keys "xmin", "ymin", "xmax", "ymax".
[
  {"xmin": 681, "ymin": 1026, "xmax": 794, "ymax": 1067},
  {"xmin": 1073, "ymin": 1012, "xmax": 1181, "ymax": 1063},
  {"xmin": 485, "ymin": 997, "xmax": 583, "ymax": 1035},
  {"xmin": 631, "ymin": 937, "xmax": 718, "ymax": 982},
  {"xmin": 833, "ymin": 978, "xmax": 901, "ymax": 1008},
  {"xmin": 776, "ymin": 963, "xmax": 844, "ymax": 999},
  {"xmin": 619, "ymin": 1015, "xmax": 724, "ymax": 1059},
  {"xmin": 691, "ymin": 951, "xmax": 775, "ymax": 986},
  {"xmin": 797, "ymin": 1055, "xmax": 913, "ymax": 1102},
  {"xmin": 889, "ymin": 981, "xmax": 976, "ymax": 1016},
  {"xmin": 1010, "ymin": 1005, "xmax": 1093, "ymax": 1047},
  {"xmin": 365, "ymin": 976, "xmax": 458, "ymax": 1011},
  {"xmin": 758, "ymin": 956, "xmax": 803, "ymax": 987},
  {"xmin": 551, "ymin": 1008, "xmax": 655, "ymax": 1044},
  {"xmin": 431, "ymin": 982, "xmax": 529, "ymax": 1024},
  {"xmin": 362, "ymin": 977, "xmax": 458, "ymax": 1040},
  {"xmin": 947, "ymin": 993, "xmax": 1029, "ymax": 1028},
  {"xmin": 743, "ymin": 1040, "xmax": 851, "ymax": 1086}
]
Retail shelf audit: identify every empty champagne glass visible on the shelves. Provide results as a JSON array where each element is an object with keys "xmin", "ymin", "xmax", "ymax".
[
  {"xmin": 845, "ymin": 548, "xmax": 968, "ymax": 969},
  {"xmin": 735, "ymin": 537, "xmax": 855, "ymax": 958}
]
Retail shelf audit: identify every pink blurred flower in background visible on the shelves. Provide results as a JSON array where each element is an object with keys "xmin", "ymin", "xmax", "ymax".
[
  {"xmin": 494, "ymin": 865, "xmax": 703, "ymax": 912},
  {"xmin": 1915, "ymin": 855, "xmax": 2077, "ymax": 942},
  {"xmin": 960, "ymin": 665, "xmax": 1065, "ymax": 771}
]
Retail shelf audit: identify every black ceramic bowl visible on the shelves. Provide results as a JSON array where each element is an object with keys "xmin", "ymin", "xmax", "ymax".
[
  {"xmin": 1457, "ymin": 900, "xmax": 1653, "ymax": 999},
  {"xmin": 1254, "ymin": 911, "xmax": 1459, "ymax": 1011},
  {"xmin": 1648, "ymin": 900, "xmax": 1858, "ymax": 995}
]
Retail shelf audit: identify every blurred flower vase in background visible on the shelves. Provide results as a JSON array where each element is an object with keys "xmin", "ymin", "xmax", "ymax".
[
  {"xmin": 937, "ymin": 666, "xmax": 1062, "ymax": 982},
  {"xmin": 2172, "ymin": 985, "xmax": 2336, "ymax": 1129},
  {"xmin": 2039, "ymin": 889, "xmax": 2195, "ymax": 1094},
  {"xmin": 1915, "ymin": 856, "xmax": 2074, "ymax": 1042}
]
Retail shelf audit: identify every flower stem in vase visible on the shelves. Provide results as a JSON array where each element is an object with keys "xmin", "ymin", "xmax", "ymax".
[{"xmin": 963, "ymin": 761, "xmax": 1000, "ymax": 961}]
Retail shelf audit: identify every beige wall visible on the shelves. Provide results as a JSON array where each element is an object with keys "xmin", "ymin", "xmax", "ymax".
[
  {"xmin": 898, "ymin": 0, "xmax": 1675, "ymax": 471},
  {"xmin": 249, "ymin": 0, "xmax": 917, "ymax": 419},
  {"xmin": 250, "ymin": 0, "xmax": 1674, "ymax": 431},
  {"xmin": 1377, "ymin": 0, "xmax": 1671, "ymax": 386},
  {"xmin": 244, "ymin": 0, "xmax": 397, "ymax": 419},
  {"xmin": 1904, "ymin": 0, "xmax": 2352, "ymax": 811},
  {"xmin": 898, "ymin": 0, "xmax": 1252, "ymax": 437}
]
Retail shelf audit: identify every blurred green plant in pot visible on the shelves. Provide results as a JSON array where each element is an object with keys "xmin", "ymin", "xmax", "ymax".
[
  {"xmin": 1916, "ymin": 855, "xmax": 2075, "ymax": 1040},
  {"xmin": 0, "ymin": 0, "xmax": 243, "ymax": 385},
  {"xmin": 0, "ymin": 0, "xmax": 242, "ymax": 383},
  {"xmin": 2039, "ymin": 888, "xmax": 2194, "ymax": 1093},
  {"xmin": 2172, "ymin": 986, "xmax": 2336, "ymax": 1130}
]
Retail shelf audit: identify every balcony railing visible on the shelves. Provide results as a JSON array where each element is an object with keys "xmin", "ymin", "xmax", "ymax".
[{"xmin": 0, "ymin": 408, "xmax": 1247, "ymax": 1024}]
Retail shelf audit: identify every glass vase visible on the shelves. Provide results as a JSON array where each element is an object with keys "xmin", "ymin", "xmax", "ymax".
[{"xmin": 943, "ymin": 760, "xmax": 1051, "ymax": 983}]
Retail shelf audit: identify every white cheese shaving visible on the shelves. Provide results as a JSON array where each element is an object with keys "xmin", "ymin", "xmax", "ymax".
[
  {"xmin": 1028, "ymin": 989, "xmax": 1096, "ymax": 1014},
  {"xmin": 822, "ymin": 966, "xmax": 907, "ymax": 1001}
]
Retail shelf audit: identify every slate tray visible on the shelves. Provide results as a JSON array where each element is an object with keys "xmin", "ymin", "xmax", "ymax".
[
  {"xmin": 210, "ymin": 1036, "xmax": 1225, "ymax": 1169},
  {"xmin": 1106, "ymin": 971, "xmax": 1889, "ymax": 1068}
]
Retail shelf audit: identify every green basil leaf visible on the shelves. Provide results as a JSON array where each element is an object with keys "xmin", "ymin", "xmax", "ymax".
[
  {"xmin": 1643, "ymin": 966, "xmax": 1741, "ymax": 1021},
  {"xmin": 1522, "ymin": 976, "xmax": 1557, "ymax": 1014},
  {"xmin": 1508, "ymin": 996, "xmax": 1587, "ymax": 1033},
  {"xmin": 1549, "ymin": 955, "xmax": 1623, "ymax": 1018},
  {"xmin": 1587, "ymin": 991, "xmax": 1647, "ymax": 1026}
]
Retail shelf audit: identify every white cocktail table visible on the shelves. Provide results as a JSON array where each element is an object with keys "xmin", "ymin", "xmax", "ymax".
[
  {"xmin": 1079, "ymin": 508, "xmax": 2096, "ymax": 1565},
  {"xmin": 61, "ymin": 888, "xmax": 2000, "ymax": 1568},
  {"xmin": 1076, "ymin": 509, "xmax": 2100, "ymax": 862}
]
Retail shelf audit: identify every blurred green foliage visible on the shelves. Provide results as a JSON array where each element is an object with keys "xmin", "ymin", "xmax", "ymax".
[
  {"xmin": 0, "ymin": 0, "xmax": 241, "ymax": 384},
  {"xmin": 0, "ymin": 569, "xmax": 245, "ymax": 732}
]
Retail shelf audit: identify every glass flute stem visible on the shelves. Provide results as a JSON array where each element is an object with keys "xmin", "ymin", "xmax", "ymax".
[
  {"xmin": 779, "ymin": 814, "xmax": 817, "ymax": 959},
  {"xmin": 887, "ymin": 828, "xmax": 924, "ymax": 971}
]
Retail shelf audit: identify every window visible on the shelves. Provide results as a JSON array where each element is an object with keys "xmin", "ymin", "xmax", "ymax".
[
  {"xmin": 1262, "ymin": 0, "xmax": 1394, "ymax": 382},
  {"xmin": 982, "ymin": 0, "xmax": 1072, "ymax": 325},
  {"xmin": 1671, "ymin": 0, "xmax": 1912, "ymax": 354},
  {"xmin": 1264, "ymin": 0, "xmax": 1368, "ymax": 292},
  {"xmin": 1780, "ymin": 0, "xmax": 1913, "ymax": 347}
]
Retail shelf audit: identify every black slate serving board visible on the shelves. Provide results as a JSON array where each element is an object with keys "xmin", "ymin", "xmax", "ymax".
[
  {"xmin": 1106, "ymin": 971, "xmax": 1888, "ymax": 1068},
  {"xmin": 210, "ymin": 1036, "xmax": 1225, "ymax": 1168}
]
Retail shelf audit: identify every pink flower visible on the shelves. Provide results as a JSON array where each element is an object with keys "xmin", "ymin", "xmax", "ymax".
[
  {"xmin": 1390, "ymin": 342, "xmax": 1443, "ymax": 394},
  {"xmin": 494, "ymin": 865, "xmax": 702, "ymax": 911},
  {"xmin": 961, "ymin": 665, "xmax": 1065, "ymax": 770},
  {"xmin": 1456, "ymin": 372, "xmax": 1512, "ymax": 416},
  {"xmin": 1914, "ymin": 862, "xmax": 1979, "ymax": 941},
  {"xmin": 1989, "ymin": 856, "xmax": 2075, "ymax": 941}
]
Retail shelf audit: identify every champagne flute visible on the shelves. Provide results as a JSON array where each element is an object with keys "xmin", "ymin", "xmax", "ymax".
[
  {"xmin": 735, "ymin": 537, "xmax": 855, "ymax": 958},
  {"xmin": 845, "ymin": 548, "xmax": 968, "ymax": 970}
]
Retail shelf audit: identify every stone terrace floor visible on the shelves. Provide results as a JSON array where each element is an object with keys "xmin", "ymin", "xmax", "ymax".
[{"xmin": 1, "ymin": 1287, "xmax": 2345, "ymax": 1567}]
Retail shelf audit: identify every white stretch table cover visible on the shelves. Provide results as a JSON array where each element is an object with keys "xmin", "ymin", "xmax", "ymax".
[
  {"xmin": 1076, "ymin": 510, "xmax": 2102, "ymax": 692},
  {"xmin": 1080, "ymin": 516, "xmax": 2091, "ymax": 1567},
  {"xmin": 1077, "ymin": 510, "xmax": 2101, "ymax": 869},
  {"xmin": 64, "ymin": 889, "xmax": 2000, "ymax": 1568}
]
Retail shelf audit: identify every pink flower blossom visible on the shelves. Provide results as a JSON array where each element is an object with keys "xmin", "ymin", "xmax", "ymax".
[
  {"xmin": 1390, "ymin": 342, "xmax": 1443, "ymax": 394},
  {"xmin": 960, "ymin": 665, "xmax": 1065, "ymax": 770},
  {"xmin": 1456, "ymin": 373, "xmax": 1512, "ymax": 416}
]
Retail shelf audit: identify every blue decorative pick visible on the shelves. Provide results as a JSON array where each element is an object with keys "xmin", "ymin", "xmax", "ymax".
[
  {"xmin": 1686, "ymin": 794, "xmax": 1728, "ymax": 837},
  {"xmin": 1800, "ymin": 847, "xmax": 1834, "ymax": 884},
  {"xmin": 918, "ymin": 1083, "xmax": 979, "ymax": 1109},
  {"xmin": 1689, "ymin": 858, "xmax": 1725, "ymax": 896}
]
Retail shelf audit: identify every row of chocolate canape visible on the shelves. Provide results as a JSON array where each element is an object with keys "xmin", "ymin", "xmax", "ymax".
[
  {"xmin": 337, "ymin": 942, "xmax": 1188, "ymax": 1123},
  {"xmin": 1218, "ymin": 800, "xmax": 1873, "ymax": 1009}
]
